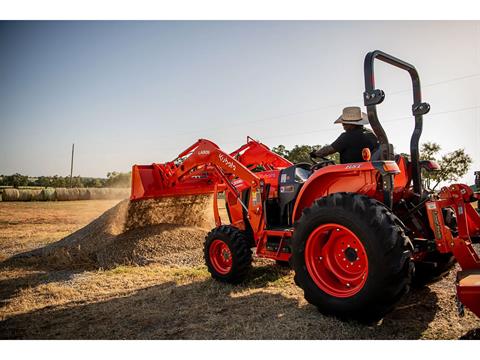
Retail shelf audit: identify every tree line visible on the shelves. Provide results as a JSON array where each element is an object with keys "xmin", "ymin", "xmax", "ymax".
[
  {"xmin": 1, "ymin": 142, "xmax": 475, "ymax": 190},
  {"xmin": 272, "ymin": 142, "xmax": 474, "ymax": 189},
  {"xmin": 0, "ymin": 172, "xmax": 131, "ymax": 188}
]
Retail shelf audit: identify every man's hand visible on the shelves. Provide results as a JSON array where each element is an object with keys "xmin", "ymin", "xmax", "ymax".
[{"xmin": 313, "ymin": 145, "xmax": 336, "ymax": 159}]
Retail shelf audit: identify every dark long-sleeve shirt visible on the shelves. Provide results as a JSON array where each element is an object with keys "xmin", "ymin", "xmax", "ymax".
[{"xmin": 331, "ymin": 127, "xmax": 379, "ymax": 163}]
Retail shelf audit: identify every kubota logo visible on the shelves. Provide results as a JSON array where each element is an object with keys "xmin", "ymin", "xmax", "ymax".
[{"xmin": 218, "ymin": 153, "xmax": 236, "ymax": 171}]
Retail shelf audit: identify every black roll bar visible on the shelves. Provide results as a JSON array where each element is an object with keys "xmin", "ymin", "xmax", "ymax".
[{"xmin": 363, "ymin": 50, "xmax": 430, "ymax": 196}]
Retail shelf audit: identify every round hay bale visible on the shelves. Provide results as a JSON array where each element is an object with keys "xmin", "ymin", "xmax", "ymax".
[
  {"xmin": 16, "ymin": 189, "xmax": 41, "ymax": 201},
  {"xmin": 89, "ymin": 188, "xmax": 109, "ymax": 200},
  {"xmin": 102, "ymin": 188, "xmax": 113, "ymax": 200},
  {"xmin": 110, "ymin": 188, "xmax": 130, "ymax": 199},
  {"xmin": 55, "ymin": 188, "xmax": 80, "ymax": 201},
  {"xmin": 78, "ymin": 188, "xmax": 90, "ymax": 200},
  {"xmin": 87, "ymin": 188, "xmax": 99, "ymax": 200},
  {"xmin": 69, "ymin": 188, "xmax": 80, "ymax": 200},
  {"xmin": 41, "ymin": 188, "xmax": 56, "ymax": 201},
  {"xmin": 2, "ymin": 188, "xmax": 20, "ymax": 201},
  {"xmin": 55, "ymin": 188, "xmax": 69, "ymax": 201},
  {"xmin": 86, "ymin": 188, "xmax": 129, "ymax": 200},
  {"xmin": 108, "ymin": 188, "xmax": 118, "ymax": 199},
  {"xmin": 18, "ymin": 190, "xmax": 33, "ymax": 201},
  {"xmin": 85, "ymin": 188, "xmax": 94, "ymax": 200},
  {"xmin": 30, "ymin": 189, "xmax": 44, "ymax": 201}
]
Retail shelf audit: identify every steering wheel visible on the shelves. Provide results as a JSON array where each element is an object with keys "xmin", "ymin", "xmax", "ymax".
[{"xmin": 310, "ymin": 155, "xmax": 336, "ymax": 171}]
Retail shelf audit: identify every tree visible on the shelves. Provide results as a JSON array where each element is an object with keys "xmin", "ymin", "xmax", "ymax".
[
  {"xmin": 83, "ymin": 177, "xmax": 105, "ymax": 188},
  {"xmin": 271, "ymin": 145, "xmax": 289, "ymax": 158},
  {"xmin": 419, "ymin": 143, "xmax": 441, "ymax": 162},
  {"xmin": 2, "ymin": 173, "xmax": 29, "ymax": 188},
  {"xmin": 420, "ymin": 142, "xmax": 472, "ymax": 190},
  {"xmin": 105, "ymin": 172, "xmax": 131, "ymax": 188},
  {"xmin": 287, "ymin": 145, "xmax": 317, "ymax": 163},
  {"xmin": 272, "ymin": 144, "xmax": 340, "ymax": 164},
  {"xmin": 0, "ymin": 172, "xmax": 129, "ymax": 188}
]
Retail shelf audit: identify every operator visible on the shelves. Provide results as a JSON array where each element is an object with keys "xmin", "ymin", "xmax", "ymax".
[{"xmin": 310, "ymin": 106, "xmax": 379, "ymax": 164}]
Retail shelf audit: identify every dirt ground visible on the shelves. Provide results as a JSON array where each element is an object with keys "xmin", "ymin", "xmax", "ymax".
[{"xmin": 0, "ymin": 200, "xmax": 479, "ymax": 339}]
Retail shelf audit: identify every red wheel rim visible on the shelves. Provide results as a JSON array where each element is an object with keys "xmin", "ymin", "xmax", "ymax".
[
  {"xmin": 209, "ymin": 239, "xmax": 233, "ymax": 275},
  {"xmin": 305, "ymin": 224, "xmax": 368, "ymax": 298}
]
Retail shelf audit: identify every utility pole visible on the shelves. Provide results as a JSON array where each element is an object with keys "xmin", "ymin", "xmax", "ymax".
[{"xmin": 70, "ymin": 143, "xmax": 75, "ymax": 188}]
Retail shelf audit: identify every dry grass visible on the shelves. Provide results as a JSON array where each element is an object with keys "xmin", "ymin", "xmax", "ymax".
[
  {"xmin": 0, "ymin": 200, "xmax": 120, "ymax": 261},
  {"xmin": 0, "ymin": 201, "xmax": 479, "ymax": 339}
]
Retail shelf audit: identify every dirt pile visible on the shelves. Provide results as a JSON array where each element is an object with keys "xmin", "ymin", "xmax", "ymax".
[
  {"xmin": 98, "ymin": 224, "xmax": 207, "ymax": 267},
  {"xmin": 13, "ymin": 195, "xmax": 215, "ymax": 269}
]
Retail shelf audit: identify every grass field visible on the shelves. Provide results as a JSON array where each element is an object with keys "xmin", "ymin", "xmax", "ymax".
[{"xmin": 0, "ymin": 200, "xmax": 479, "ymax": 339}]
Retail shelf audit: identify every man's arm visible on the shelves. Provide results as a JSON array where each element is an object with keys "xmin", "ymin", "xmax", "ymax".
[{"xmin": 312, "ymin": 145, "xmax": 336, "ymax": 158}]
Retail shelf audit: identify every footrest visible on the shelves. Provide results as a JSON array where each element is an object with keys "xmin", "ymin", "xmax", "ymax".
[{"xmin": 457, "ymin": 270, "xmax": 480, "ymax": 318}]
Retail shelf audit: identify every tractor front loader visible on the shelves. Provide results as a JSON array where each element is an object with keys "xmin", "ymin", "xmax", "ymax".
[{"xmin": 130, "ymin": 50, "xmax": 480, "ymax": 322}]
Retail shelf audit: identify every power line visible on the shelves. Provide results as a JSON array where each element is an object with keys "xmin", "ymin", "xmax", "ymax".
[
  {"xmin": 155, "ymin": 103, "xmax": 480, "ymax": 150},
  {"xmin": 155, "ymin": 72, "xmax": 480, "ymax": 141},
  {"xmin": 383, "ymin": 104, "xmax": 480, "ymax": 124},
  {"xmin": 385, "ymin": 73, "xmax": 480, "ymax": 97},
  {"xmin": 144, "ymin": 74, "xmax": 480, "ymax": 157},
  {"xmin": 248, "ymin": 104, "xmax": 480, "ymax": 143}
]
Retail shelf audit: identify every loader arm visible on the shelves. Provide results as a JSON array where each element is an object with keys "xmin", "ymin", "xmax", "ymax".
[
  {"xmin": 171, "ymin": 139, "xmax": 268, "ymax": 232},
  {"xmin": 169, "ymin": 139, "xmax": 262, "ymax": 192},
  {"xmin": 230, "ymin": 136, "xmax": 293, "ymax": 171},
  {"xmin": 131, "ymin": 137, "xmax": 283, "ymax": 201}
]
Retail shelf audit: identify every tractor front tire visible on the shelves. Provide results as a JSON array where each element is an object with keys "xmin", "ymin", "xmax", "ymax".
[
  {"xmin": 291, "ymin": 193, "xmax": 413, "ymax": 322},
  {"xmin": 204, "ymin": 225, "xmax": 252, "ymax": 284}
]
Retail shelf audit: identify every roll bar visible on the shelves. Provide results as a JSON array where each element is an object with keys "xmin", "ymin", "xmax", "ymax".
[{"xmin": 363, "ymin": 50, "xmax": 430, "ymax": 196}]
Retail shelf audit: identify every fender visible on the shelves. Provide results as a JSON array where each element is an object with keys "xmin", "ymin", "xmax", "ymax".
[{"xmin": 292, "ymin": 161, "xmax": 399, "ymax": 222}]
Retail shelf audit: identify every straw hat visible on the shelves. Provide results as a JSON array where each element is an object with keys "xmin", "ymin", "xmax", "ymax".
[{"xmin": 334, "ymin": 106, "xmax": 369, "ymax": 125}]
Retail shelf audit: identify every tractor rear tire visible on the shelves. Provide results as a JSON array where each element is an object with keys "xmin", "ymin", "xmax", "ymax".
[
  {"xmin": 204, "ymin": 225, "xmax": 252, "ymax": 284},
  {"xmin": 291, "ymin": 192, "xmax": 413, "ymax": 322}
]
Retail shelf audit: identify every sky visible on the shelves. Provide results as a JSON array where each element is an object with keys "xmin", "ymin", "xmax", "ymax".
[{"xmin": 1, "ymin": 21, "xmax": 479, "ymax": 184}]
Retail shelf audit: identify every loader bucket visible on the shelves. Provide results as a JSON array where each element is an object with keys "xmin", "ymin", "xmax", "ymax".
[
  {"xmin": 131, "ymin": 164, "xmax": 217, "ymax": 201},
  {"xmin": 129, "ymin": 164, "xmax": 221, "ymax": 229}
]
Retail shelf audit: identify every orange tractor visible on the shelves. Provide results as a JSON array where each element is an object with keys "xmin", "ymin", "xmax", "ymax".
[{"xmin": 131, "ymin": 50, "xmax": 480, "ymax": 321}]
